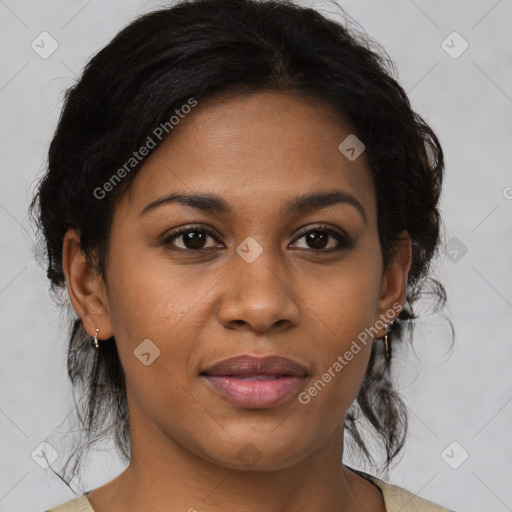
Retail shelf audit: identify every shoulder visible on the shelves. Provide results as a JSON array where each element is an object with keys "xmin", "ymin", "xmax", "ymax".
[
  {"xmin": 43, "ymin": 478, "xmax": 456, "ymax": 512},
  {"xmin": 43, "ymin": 493, "xmax": 94, "ymax": 512},
  {"xmin": 367, "ymin": 474, "xmax": 456, "ymax": 512}
]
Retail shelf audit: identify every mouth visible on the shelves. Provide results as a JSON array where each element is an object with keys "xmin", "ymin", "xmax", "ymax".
[{"xmin": 200, "ymin": 355, "xmax": 308, "ymax": 409}]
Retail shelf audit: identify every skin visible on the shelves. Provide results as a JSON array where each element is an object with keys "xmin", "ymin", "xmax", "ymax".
[{"xmin": 63, "ymin": 90, "xmax": 411, "ymax": 512}]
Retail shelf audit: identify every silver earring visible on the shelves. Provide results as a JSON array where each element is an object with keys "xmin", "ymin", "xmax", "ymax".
[{"xmin": 91, "ymin": 328, "xmax": 100, "ymax": 349}]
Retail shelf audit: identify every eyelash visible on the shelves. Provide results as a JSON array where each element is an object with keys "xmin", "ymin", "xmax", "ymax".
[{"xmin": 160, "ymin": 224, "xmax": 355, "ymax": 254}]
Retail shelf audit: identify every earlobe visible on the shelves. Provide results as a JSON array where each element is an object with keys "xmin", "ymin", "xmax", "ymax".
[
  {"xmin": 375, "ymin": 231, "xmax": 412, "ymax": 331},
  {"xmin": 62, "ymin": 228, "xmax": 113, "ymax": 340}
]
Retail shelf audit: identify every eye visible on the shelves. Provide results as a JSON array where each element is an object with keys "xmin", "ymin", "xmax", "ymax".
[
  {"xmin": 161, "ymin": 224, "xmax": 354, "ymax": 253},
  {"xmin": 161, "ymin": 225, "xmax": 222, "ymax": 251},
  {"xmin": 290, "ymin": 225, "xmax": 354, "ymax": 252}
]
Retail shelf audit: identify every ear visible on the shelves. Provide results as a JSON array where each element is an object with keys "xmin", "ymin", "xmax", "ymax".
[
  {"xmin": 62, "ymin": 228, "xmax": 113, "ymax": 340},
  {"xmin": 374, "ymin": 230, "xmax": 412, "ymax": 336}
]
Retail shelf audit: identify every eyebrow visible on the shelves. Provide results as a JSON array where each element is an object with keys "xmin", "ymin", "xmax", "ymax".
[{"xmin": 140, "ymin": 189, "xmax": 367, "ymax": 225}]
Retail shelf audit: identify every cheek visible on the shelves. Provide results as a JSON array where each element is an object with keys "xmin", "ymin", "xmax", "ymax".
[
  {"xmin": 302, "ymin": 328, "xmax": 373, "ymax": 414},
  {"xmin": 104, "ymin": 247, "xmax": 212, "ymax": 388},
  {"xmin": 105, "ymin": 242, "xmax": 209, "ymax": 338},
  {"xmin": 106, "ymin": 258, "xmax": 208, "ymax": 427},
  {"xmin": 295, "ymin": 259, "xmax": 381, "ymax": 414},
  {"xmin": 302, "ymin": 256, "xmax": 382, "ymax": 342}
]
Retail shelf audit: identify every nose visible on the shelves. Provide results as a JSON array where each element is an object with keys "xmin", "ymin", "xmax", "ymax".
[{"xmin": 217, "ymin": 251, "xmax": 300, "ymax": 334}]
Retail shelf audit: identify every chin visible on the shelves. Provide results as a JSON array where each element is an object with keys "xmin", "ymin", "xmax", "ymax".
[{"xmin": 196, "ymin": 433, "xmax": 314, "ymax": 472}]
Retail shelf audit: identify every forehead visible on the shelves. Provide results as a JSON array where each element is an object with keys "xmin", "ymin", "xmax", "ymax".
[{"xmin": 119, "ymin": 90, "xmax": 376, "ymax": 221}]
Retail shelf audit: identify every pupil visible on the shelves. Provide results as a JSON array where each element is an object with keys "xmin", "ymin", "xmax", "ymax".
[
  {"xmin": 184, "ymin": 231, "xmax": 205, "ymax": 249},
  {"xmin": 307, "ymin": 231, "xmax": 327, "ymax": 249}
]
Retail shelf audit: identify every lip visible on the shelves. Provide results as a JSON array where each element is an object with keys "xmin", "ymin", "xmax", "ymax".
[{"xmin": 201, "ymin": 355, "xmax": 308, "ymax": 409}]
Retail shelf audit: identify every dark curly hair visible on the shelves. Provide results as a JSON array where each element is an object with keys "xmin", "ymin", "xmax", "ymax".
[{"xmin": 29, "ymin": 0, "xmax": 452, "ymax": 491}]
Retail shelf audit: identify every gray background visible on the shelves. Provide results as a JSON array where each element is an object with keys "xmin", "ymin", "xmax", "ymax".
[{"xmin": 0, "ymin": 1, "xmax": 511, "ymax": 510}]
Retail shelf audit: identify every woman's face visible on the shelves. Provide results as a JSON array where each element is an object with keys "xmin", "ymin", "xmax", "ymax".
[{"xmin": 70, "ymin": 90, "xmax": 410, "ymax": 471}]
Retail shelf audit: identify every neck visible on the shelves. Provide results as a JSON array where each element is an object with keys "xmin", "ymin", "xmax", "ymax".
[{"xmin": 88, "ymin": 412, "xmax": 385, "ymax": 512}]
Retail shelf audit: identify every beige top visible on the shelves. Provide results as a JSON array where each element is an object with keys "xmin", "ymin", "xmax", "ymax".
[{"xmin": 44, "ymin": 474, "xmax": 454, "ymax": 511}]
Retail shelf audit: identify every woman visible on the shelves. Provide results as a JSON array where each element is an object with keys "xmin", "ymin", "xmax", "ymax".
[{"xmin": 31, "ymin": 0, "xmax": 454, "ymax": 510}]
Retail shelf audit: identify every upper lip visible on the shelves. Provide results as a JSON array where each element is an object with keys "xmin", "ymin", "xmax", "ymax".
[{"xmin": 202, "ymin": 355, "xmax": 308, "ymax": 377}]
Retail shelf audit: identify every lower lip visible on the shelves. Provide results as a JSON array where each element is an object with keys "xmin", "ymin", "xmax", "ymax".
[{"xmin": 204, "ymin": 375, "xmax": 306, "ymax": 409}]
